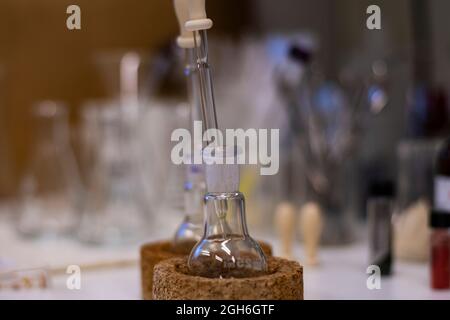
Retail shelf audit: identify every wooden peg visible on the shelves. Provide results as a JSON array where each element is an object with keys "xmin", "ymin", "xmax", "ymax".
[
  {"xmin": 299, "ymin": 202, "xmax": 323, "ymax": 266},
  {"xmin": 274, "ymin": 201, "xmax": 296, "ymax": 259}
]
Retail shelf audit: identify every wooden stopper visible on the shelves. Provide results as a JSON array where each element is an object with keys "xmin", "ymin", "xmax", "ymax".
[{"xmin": 153, "ymin": 256, "xmax": 303, "ymax": 300}]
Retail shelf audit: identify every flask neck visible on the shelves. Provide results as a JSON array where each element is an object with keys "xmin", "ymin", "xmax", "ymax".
[{"xmin": 203, "ymin": 192, "xmax": 249, "ymax": 239}]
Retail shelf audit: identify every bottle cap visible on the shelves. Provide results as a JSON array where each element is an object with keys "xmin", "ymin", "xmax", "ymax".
[{"xmin": 430, "ymin": 210, "xmax": 450, "ymax": 228}]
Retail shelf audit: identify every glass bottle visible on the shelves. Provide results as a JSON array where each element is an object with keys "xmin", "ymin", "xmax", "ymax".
[
  {"xmin": 430, "ymin": 138, "xmax": 450, "ymax": 289},
  {"xmin": 17, "ymin": 101, "xmax": 82, "ymax": 237},
  {"xmin": 430, "ymin": 211, "xmax": 450, "ymax": 289},
  {"xmin": 367, "ymin": 181, "xmax": 395, "ymax": 276}
]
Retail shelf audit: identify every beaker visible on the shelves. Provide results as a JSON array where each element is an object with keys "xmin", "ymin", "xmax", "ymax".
[{"xmin": 17, "ymin": 101, "xmax": 82, "ymax": 238}]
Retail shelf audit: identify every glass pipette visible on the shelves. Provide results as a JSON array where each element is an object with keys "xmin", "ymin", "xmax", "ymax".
[
  {"xmin": 192, "ymin": 30, "xmax": 219, "ymax": 139},
  {"xmin": 172, "ymin": 0, "xmax": 205, "ymax": 252},
  {"xmin": 185, "ymin": 2, "xmax": 230, "ymax": 235},
  {"xmin": 184, "ymin": 0, "xmax": 219, "ymax": 144}
]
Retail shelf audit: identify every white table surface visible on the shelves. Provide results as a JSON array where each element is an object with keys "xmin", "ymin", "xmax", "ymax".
[{"xmin": 1, "ymin": 211, "xmax": 449, "ymax": 300}]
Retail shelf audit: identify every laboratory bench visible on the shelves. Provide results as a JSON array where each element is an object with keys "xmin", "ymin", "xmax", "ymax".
[{"xmin": 0, "ymin": 211, "xmax": 449, "ymax": 300}]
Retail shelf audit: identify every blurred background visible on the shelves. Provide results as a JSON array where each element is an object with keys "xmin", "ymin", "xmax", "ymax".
[{"xmin": 1, "ymin": 0, "xmax": 450, "ymax": 299}]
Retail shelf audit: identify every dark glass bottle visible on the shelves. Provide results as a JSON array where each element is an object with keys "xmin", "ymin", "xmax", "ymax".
[
  {"xmin": 367, "ymin": 181, "xmax": 395, "ymax": 276},
  {"xmin": 431, "ymin": 138, "xmax": 450, "ymax": 289},
  {"xmin": 430, "ymin": 211, "xmax": 450, "ymax": 289}
]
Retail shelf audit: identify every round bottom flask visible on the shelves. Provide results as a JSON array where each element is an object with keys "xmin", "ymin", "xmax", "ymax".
[
  {"xmin": 188, "ymin": 192, "xmax": 267, "ymax": 278},
  {"xmin": 173, "ymin": 213, "xmax": 203, "ymax": 254}
]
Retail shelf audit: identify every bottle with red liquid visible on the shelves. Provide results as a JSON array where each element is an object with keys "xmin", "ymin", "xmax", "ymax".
[
  {"xmin": 431, "ymin": 137, "xmax": 450, "ymax": 289},
  {"xmin": 430, "ymin": 212, "xmax": 450, "ymax": 289}
]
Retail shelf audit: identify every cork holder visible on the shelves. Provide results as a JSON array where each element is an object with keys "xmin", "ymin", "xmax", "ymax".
[
  {"xmin": 140, "ymin": 240, "xmax": 273, "ymax": 300},
  {"xmin": 152, "ymin": 257, "xmax": 303, "ymax": 300}
]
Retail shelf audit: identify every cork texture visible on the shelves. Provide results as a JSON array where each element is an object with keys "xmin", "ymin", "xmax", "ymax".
[
  {"xmin": 140, "ymin": 240, "xmax": 272, "ymax": 300},
  {"xmin": 153, "ymin": 256, "xmax": 303, "ymax": 300}
]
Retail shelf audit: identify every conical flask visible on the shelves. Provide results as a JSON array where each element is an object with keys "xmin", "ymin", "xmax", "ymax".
[{"xmin": 17, "ymin": 101, "xmax": 82, "ymax": 237}]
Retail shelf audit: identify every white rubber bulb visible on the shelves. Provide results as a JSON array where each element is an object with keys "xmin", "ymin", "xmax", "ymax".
[
  {"xmin": 173, "ymin": 0, "xmax": 195, "ymax": 48},
  {"xmin": 185, "ymin": 0, "xmax": 213, "ymax": 31}
]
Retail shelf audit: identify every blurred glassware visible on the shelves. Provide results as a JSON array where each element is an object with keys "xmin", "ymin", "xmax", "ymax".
[
  {"xmin": 0, "ymin": 267, "xmax": 50, "ymax": 290},
  {"xmin": 85, "ymin": 46, "xmax": 192, "ymax": 243},
  {"xmin": 396, "ymin": 139, "xmax": 442, "ymax": 211},
  {"xmin": 93, "ymin": 50, "xmax": 154, "ymax": 103},
  {"xmin": 407, "ymin": 1, "xmax": 449, "ymax": 140},
  {"xmin": 393, "ymin": 139, "xmax": 440, "ymax": 262},
  {"xmin": 77, "ymin": 101, "xmax": 149, "ymax": 245},
  {"xmin": 92, "ymin": 50, "xmax": 153, "ymax": 221},
  {"xmin": 273, "ymin": 36, "xmax": 378, "ymax": 244},
  {"xmin": 79, "ymin": 102, "xmax": 102, "ymax": 187},
  {"xmin": 367, "ymin": 60, "xmax": 389, "ymax": 115},
  {"xmin": 136, "ymin": 44, "xmax": 194, "ymax": 237},
  {"xmin": 17, "ymin": 101, "xmax": 82, "ymax": 238},
  {"xmin": 92, "ymin": 46, "xmax": 187, "ymax": 215},
  {"xmin": 140, "ymin": 100, "xmax": 196, "ymax": 243}
]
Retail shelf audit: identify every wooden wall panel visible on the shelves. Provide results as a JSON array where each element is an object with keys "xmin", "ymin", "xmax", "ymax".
[{"xmin": 0, "ymin": 0, "xmax": 179, "ymax": 196}]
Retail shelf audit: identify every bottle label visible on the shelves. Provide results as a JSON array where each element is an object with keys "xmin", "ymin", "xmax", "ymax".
[{"xmin": 434, "ymin": 176, "xmax": 450, "ymax": 212}]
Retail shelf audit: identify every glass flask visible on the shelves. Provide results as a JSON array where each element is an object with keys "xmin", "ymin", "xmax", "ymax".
[
  {"xmin": 172, "ymin": 160, "xmax": 205, "ymax": 254},
  {"xmin": 17, "ymin": 101, "xmax": 82, "ymax": 237},
  {"xmin": 188, "ymin": 192, "xmax": 268, "ymax": 278},
  {"xmin": 188, "ymin": 146, "xmax": 267, "ymax": 278},
  {"xmin": 172, "ymin": 48, "xmax": 205, "ymax": 253},
  {"xmin": 77, "ymin": 103, "xmax": 148, "ymax": 245}
]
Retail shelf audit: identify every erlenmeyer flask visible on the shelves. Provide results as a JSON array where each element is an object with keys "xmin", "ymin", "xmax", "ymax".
[{"xmin": 17, "ymin": 101, "xmax": 82, "ymax": 237}]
